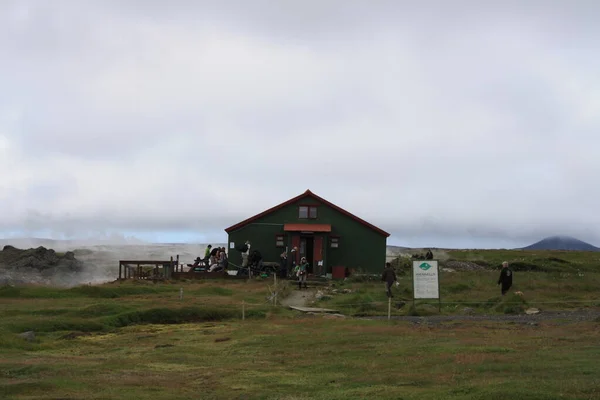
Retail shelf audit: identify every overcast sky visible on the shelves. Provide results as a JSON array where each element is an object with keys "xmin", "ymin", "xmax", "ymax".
[{"xmin": 1, "ymin": 0, "xmax": 600, "ymax": 249}]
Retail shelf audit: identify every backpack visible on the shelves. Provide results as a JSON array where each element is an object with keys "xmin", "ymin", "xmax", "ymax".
[
  {"xmin": 249, "ymin": 250, "xmax": 262, "ymax": 265},
  {"xmin": 236, "ymin": 243, "xmax": 249, "ymax": 253}
]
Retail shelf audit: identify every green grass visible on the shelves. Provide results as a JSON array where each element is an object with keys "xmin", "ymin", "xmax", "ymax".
[
  {"xmin": 316, "ymin": 269, "xmax": 600, "ymax": 316},
  {"xmin": 1, "ymin": 317, "xmax": 599, "ymax": 399},
  {"xmin": 1, "ymin": 250, "xmax": 600, "ymax": 399}
]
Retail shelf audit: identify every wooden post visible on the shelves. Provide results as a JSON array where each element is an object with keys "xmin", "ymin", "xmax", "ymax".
[
  {"xmin": 242, "ymin": 301, "xmax": 245, "ymax": 321},
  {"xmin": 119, "ymin": 262, "xmax": 122, "ymax": 280},
  {"xmin": 388, "ymin": 297, "xmax": 392, "ymax": 321},
  {"xmin": 274, "ymin": 274, "xmax": 277, "ymax": 306}
]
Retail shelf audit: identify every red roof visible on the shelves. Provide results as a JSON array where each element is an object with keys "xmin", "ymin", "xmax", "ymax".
[
  {"xmin": 284, "ymin": 223, "xmax": 332, "ymax": 232},
  {"xmin": 224, "ymin": 190, "xmax": 390, "ymax": 237}
]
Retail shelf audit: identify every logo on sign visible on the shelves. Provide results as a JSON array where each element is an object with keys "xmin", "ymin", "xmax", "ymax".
[{"xmin": 419, "ymin": 262, "xmax": 432, "ymax": 271}]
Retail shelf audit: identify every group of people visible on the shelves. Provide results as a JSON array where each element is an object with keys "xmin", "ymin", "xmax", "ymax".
[
  {"xmin": 188, "ymin": 244, "xmax": 229, "ymax": 272},
  {"xmin": 188, "ymin": 241, "xmax": 264, "ymax": 274},
  {"xmin": 381, "ymin": 260, "xmax": 514, "ymax": 298}
]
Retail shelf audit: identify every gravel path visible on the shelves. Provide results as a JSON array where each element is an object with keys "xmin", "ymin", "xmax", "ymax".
[{"xmin": 366, "ymin": 309, "xmax": 600, "ymax": 324}]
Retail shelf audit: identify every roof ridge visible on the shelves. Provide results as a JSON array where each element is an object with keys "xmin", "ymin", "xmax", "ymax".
[{"xmin": 224, "ymin": 190, "xmax": 390, "ymax": 237}]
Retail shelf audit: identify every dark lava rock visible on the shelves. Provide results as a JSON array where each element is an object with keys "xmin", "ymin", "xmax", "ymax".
[{"xmin": 0, "ymin": 245, "xmax": 83, "ymax": 272}]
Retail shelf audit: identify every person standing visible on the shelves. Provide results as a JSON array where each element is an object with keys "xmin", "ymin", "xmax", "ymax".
[
  {"xmin": 381, "ymin": 262, "xmax": 398, "ymax": 298},
  {"xmin": 295, "ymin": 257, "xmax": 309, "ymax": 290},
  {"xmin": 241, "ymin": 241, "xmax": 251, "ymax": 268},
  {"xmin": 218, "ymin": 247, "xmax": 228, "ymax": 270},
  {"xmin": 279, "ymin": 249, "xmax": 288, "ymax": 279},
  {"xmin": 203, "ymin": 245, "xmax": 212, "ymax": 266},
  {"xmin": 497, "ymin": 261, "xmax": 513, "ymax": 296},
  {"xmin": 425, "ymin": 249, "xmax": 433, "ymax": 260},
  {"xmin": 287, "ymin": 247, "xmax": 297, "ymax": 279}
]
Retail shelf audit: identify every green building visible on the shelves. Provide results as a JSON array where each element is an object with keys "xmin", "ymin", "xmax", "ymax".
[{"xmin": 224, "ymin": 190, "xmax": 390, "ymax": 277}]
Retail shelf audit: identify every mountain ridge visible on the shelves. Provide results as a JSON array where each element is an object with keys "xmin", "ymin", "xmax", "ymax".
[{"xmin": 521, "ymin": 235, "xmax": 599, "ymax": 251}]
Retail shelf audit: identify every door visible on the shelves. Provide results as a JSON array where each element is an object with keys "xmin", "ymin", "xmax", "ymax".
[
  {"xmin": 299, "ymin": 236, "xmax": 314, "ymax": 273},
  {"xmin": 313, "ymin": 236, "xmax": 324, "ymax": 276}
]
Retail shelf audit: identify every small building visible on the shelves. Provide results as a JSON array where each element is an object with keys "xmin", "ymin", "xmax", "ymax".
[{"xmin": 224, "ymin": 189, "xmax": 390, "ymax": 276}]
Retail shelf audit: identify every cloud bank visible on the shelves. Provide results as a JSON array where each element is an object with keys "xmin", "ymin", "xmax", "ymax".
[{"xmin": 1, "ymin": 0, "xmax": 600, "ymax": 248}]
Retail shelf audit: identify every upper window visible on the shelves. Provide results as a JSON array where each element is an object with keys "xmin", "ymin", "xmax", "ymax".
[{"xmin": 299, "ymin": 205, "xmax": 317, "ymax": 219}]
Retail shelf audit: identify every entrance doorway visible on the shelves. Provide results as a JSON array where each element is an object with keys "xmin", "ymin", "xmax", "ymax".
[
  {"xmin": 291, "ymin": 234, "xmax": 324, "ymax": 276},
  {"xmin": 299, "ymin": 236, "xmax": 314, "ymax": 274}
]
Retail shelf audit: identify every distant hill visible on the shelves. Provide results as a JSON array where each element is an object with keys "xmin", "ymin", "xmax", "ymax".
[{"xmin": 521, "ymin": 236, "xmax": 600, "ymax": 251}]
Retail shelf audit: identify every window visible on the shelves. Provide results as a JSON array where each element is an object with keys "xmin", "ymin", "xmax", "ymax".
[
  {"xmin": 299, "ymin": 205, "xmax": 318, "ymax": 219},
  {"xmin": 275, "ymin": 235, "xmax": 285, "ymax": 247},
  {"xmin": 299, "ymin": 206, "xmax": 308, "ymax": 219},
  {"xmin": 331, "ymin": 237, "xmax": 339, "ymax": 248}
]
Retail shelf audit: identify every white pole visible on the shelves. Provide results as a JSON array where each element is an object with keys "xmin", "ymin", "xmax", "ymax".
[{"xmin": 179, "ymin": 287, "xmax": 183, "ymax": 301}]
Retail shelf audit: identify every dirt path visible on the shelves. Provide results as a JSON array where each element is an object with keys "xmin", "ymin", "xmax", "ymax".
[{"xmin": 279, "ymin": 288, "xmax": 314, "ymax": 308}]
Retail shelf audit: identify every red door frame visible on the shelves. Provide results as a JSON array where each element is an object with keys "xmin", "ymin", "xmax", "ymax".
[{"xmin": 313, "ymin": 236, "xmax": 324, "ymax": 276}]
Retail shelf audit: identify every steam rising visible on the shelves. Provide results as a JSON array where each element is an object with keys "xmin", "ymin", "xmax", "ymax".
[{"xmin": 0, "ymin": 239, "xmax": 221, "ymax": 287}]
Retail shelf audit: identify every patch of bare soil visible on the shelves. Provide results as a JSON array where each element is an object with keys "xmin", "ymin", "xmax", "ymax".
[{"xmin": 280, "ymin": 288, "xmax": 314, "ymax": 307}]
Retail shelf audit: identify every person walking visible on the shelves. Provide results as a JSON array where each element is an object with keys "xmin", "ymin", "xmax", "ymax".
[
  {"xmin": 497, "ymin": 261, "xmax": 513, "ymax": 296},
  {"xmin": 381, "ymin": 262, "xmax": 398, "ymax": 298}
]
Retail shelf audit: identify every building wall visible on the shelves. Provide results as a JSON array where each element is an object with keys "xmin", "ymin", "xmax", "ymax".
[{"xmin": 226, "ymin": 195, "xmax": 387, "ymax": 274}]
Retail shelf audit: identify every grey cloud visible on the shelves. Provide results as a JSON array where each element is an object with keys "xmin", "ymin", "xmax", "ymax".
[{"xmin": 2, "ymin": 1, "xmax": 600, "ymax": 247}]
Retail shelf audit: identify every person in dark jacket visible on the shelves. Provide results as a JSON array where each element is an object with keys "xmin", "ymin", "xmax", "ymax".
[
  {"xmin": 287, "ymin": 247, "xmax": 297, "ymax": 278},
  {"xmin": 279, "ymin": 250, "xmax": 288, "ymax": 279},
  {"xmin": 381, "ymin": 262, "xmax": 398, "ymax": 298},
  {"xmin": 425, "ymin": 249, "xmax": 433, "ymax": 260},
  {"xmin": 497, "ymin": 261, "xmax": 513, "ymax": 295}
]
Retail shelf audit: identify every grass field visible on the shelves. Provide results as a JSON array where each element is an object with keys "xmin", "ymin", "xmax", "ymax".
[
  {"xmin": 444, "ymin": 249, "xmax": 600, "ymax": 272},
  {"xmin": 318, "ymin": 269, "xmax": 600, "ymax": 317},
  {"xmin": 1, "ymin": 249, "xmax": 600, "ymax": 399}
]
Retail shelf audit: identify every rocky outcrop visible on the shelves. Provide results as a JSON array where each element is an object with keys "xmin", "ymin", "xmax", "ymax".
[
  {"xmin": 0, "ymin": 245, "xmax": 84, "ymax": 286},
  {"xmin": 0, "ymin": 245, "xmax": 83, "ymax": 272}
]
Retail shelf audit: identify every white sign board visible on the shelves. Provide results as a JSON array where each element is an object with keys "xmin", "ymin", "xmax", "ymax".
[
  {"xmin": 229, "ymin": 242, "xmax": 235, "ymax": 249},
  {"xmin": 412, "ymin": 260, "xmax": 439, "ymax": 299}
]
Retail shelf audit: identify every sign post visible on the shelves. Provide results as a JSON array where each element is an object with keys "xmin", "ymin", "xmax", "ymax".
[{"xmin": 412, "ymin": 260, "xmax": 441, "ymax": 312}]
